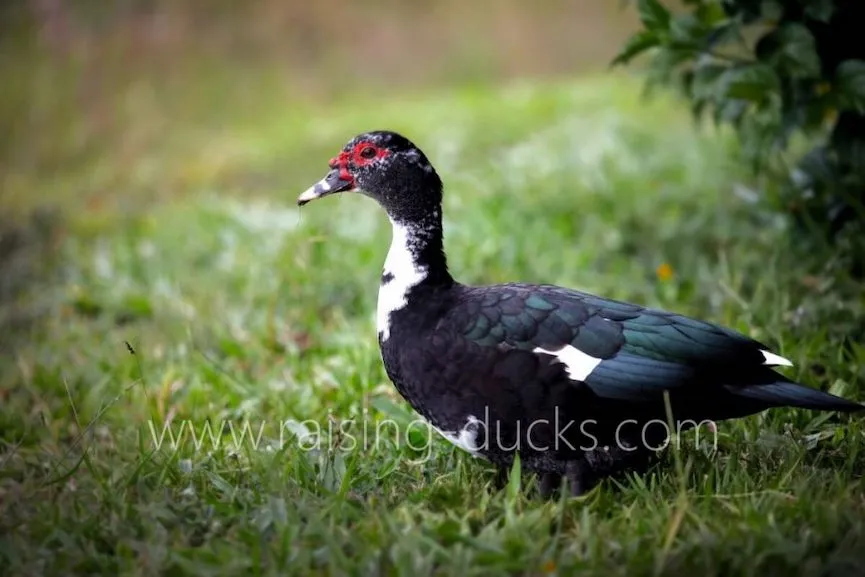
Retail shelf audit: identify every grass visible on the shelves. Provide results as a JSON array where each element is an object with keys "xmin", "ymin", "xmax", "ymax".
[{"xmin": 2, "ymin": 71, "xmax": 865, "ymax": 576}]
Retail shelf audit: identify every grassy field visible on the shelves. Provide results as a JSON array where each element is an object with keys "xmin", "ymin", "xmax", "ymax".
[{"xmin": 3, "ymin": 58, "xmax": 865, "ymax": 576}]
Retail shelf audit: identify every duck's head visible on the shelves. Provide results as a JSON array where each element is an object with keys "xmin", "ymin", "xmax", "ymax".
[{"xmin": 297, "ymin": 131, "xmax": 443, "ymax": 222}]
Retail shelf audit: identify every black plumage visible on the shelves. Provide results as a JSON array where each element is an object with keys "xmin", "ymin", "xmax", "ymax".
[{"xmin": 297, "ymin": 130, "xmax": 863, "ymax": 497}]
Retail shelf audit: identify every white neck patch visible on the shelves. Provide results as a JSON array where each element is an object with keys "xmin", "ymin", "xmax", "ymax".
[{"xmin": 376, "ymin": 219, "xmax": 428, "ymax": 341}]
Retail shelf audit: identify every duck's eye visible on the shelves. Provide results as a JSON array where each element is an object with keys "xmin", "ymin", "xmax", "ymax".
[{"xmin": 359, "ymin": 146, "xmax": 377, "ymax": 159}]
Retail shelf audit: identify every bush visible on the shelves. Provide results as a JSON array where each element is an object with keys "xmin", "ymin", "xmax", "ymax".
[{"xmin": 615, "ymin": 0, "xmax": 865, "ymax": 256}]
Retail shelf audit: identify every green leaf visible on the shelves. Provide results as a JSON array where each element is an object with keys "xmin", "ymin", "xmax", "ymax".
[
  {"xmin": 638, "ymin": 0, "xmax": 672, "ymax": 31},
  {"xmin": 646, "ymin": 46, "xmax": 694, "ymax": 85},
  {"xmin": 612, "ymin": 30, "xmax": 660, "ymax": 66},
  {"xmin": 723, "ymin": 0, "xmax": 762, "ymax": 24},
  {"xmin": 797, "ymin": 146, "xmax": 834, "ymax": 187},
  {"xmin": 776, "ymin": 24, "xmax": 820, "ymax": 77},
  {"xmin": 760, "ymin": 0, "xmax": 784, "ymax": 21},
  {"xmin": 506, "ymin": 453, "xmax": 522, "ymax": 504},
  {"xmin": 691, "ymin": 63, "xmax": 728, "ymax": 100},
  {"xmin": 714, "ymin": 98, "xmax": 749, "ymax": 126},
  {"xmin": 836, "ymin": 60, "xmax": 865, "ymax": 113},
  {"xmin": 690, "ymin": 98, "xmax": 708, "ymax": 122},
  {"xmin": 670, "ymin": 14, "xmax": 703, "ymax": 44},
  {"xmin": 695, "ymin": 2, "xmax": 727, "ymax": 27},
  {"xmin": 721, "ymin": 64, "xmax": 779, "ymax": 102},
  {"xmin": 704, "ymin": 22, "xmax": 741, "ymax": 50},
  {"xmin": 737, "ymin": 112, "xmax": 777, "ymax": 171},
  {"xmin": 804, "ymin": 0, "xmax": 834, "ymax": 23},
  {"xmin": 756, "ymin": 24, "xmax": 820, "ymax": 78},
  {"xmin": 679, "ymin": 69, "xmax": 695, "ymax": 98}
]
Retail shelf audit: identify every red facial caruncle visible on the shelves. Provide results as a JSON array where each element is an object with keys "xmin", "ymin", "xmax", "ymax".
[{"xmin": 329, "ymin": 141, "xmax": 391, "ymax": 186}]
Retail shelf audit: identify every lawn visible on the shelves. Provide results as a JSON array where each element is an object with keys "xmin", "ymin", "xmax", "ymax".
[{"xmin": 2, "ymin": 70, "xmax": 865, "ymax": 576}]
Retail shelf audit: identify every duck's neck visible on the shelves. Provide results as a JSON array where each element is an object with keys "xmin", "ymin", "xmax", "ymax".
[{"xmin": 376, "ymin": 209, "xmax": 453, "ymax": 342}]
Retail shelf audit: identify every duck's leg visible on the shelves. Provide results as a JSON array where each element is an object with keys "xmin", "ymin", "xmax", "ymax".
[
  {"xmin": 493, "ymin": 466, "xmax": 510, "ymax": 490},
  {"xmin": 538, "ymin": 472, "xmax": 561, "ymax": 498},
  {"xmin": 565, "ymin": 459, "xmax": 591, "ymax": 497}
]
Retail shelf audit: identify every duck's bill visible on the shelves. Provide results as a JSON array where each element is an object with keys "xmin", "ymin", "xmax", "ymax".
[{"xmin": 297, "ymin": 170, "xmax": 355, "ymax": 206}]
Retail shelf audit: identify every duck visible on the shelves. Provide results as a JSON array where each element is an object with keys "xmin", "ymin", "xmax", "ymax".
[{"xmin": 296, "ymin": 130, "xmax": 862, "ymax": 497}]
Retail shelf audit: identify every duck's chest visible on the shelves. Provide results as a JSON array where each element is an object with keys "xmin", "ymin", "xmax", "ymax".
[
  {"xmin": 376, "ymin": 306, "xmax": 433, "ymax": 402},
  {"xmin": 378, "ymin": 330, "xmax": 490, "ymax": 457},
  {"xmin": 376, "ymin": 302, "xmax": 491, "ymax": 454}
]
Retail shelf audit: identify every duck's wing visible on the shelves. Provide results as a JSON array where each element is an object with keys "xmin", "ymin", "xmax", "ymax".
[{"xmin": 445, "ymin": 283, "xmax": 860, "ymax": 412}]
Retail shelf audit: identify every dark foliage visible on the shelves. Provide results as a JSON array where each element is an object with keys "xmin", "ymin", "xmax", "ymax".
[{"xmin": 615, "ymin": 0, "xmax": 865, "ymax": 265}]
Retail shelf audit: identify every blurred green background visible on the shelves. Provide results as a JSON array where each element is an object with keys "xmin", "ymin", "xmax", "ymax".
[
  {"xmin": 3, "ymin": 2, "xmax": 864, "ymax": 576},
  {"xmin": 1, "ymin": 0, "xmax": 640, "ymax": 209}
]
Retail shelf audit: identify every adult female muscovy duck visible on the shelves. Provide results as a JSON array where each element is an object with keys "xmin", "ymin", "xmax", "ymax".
[{"xmin": 297, "ymin": 130, "xmax": 862, "ymax": 497}]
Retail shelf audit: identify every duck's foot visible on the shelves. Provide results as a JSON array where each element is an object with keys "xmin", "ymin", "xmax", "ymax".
[{"xmin": 536, "ymin": 459, "xmax": 593, "ymax": 498}]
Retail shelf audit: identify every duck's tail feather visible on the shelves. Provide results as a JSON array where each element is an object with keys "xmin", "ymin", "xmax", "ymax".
[{"xmin": 726, "ymin": 381, "xmax": 863, "ymax": 412}]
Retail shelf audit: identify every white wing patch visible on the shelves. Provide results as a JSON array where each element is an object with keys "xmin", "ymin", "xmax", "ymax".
[
  {"xmin": 533, "ymin": 345, "xmax": 603, "ymax": 382},
  {"xmin": 432, "ymin": 415, "xmax": 483, "ymax": 456},
  {"xmin": 376, "ymin": 220, "xmax": 427, "ymax": 342},
  {"xmin": 760, "ymin": 349, "xmax": 793, "ymax": 367}
]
